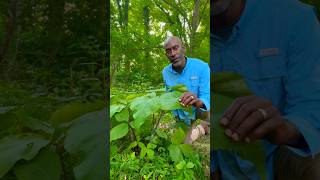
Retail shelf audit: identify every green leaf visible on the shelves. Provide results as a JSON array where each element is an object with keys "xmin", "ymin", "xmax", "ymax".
[
  {"xmin": 139, "ymin": 142, "xmax": 147, "ymax": 159},
  {"xmin": 110, "ymin": 123, "xmax": 129, "ymax": 142},
  {"xmin": 168, "ymin": 144, "xmax": 183, "ymax": 163},
  {"xmin": 170, "ymin": 84, "xmax": 188, "ymax": 92},
  {"xmin": 176, "ymin": 160, "xmax": 186, "ymax": 170},
  {"xmin": 0, "ymin": 135, "xmax": 49, "ymax": 177},
  {"xmin": 213, "ymin": 73, "xmax": 266, "ymax": 180},
  {"xmin": 156, "ymin": 129, "xmax": 167, "ymax": 139},
  {"xmin": 147, "ymin": 149, "xmax": 154, "ymax": 159},
  {"xmin": 127, "ymin": 141, "xmax": 137, "ymax": 150},
  {"xmin": 110, "ymin": 105, "xmax": 125, "ymax": 118},
  {"xmin": 158, "ymin": 91, "xmax": 182, "ymax": 110},
  {"xmin": 171, "ymin": 128, "xmax": 185, "ymax": 145},
  {"xmin": 50, "ymin": 100, "xmax": 105, "ymax": 125},
  {"xmin": 138, "ymin": 142, "xmax": 146, "ymax": 149},
  {"xmin": 14, "ymin": 148, "xmax": 61, "ymax": 180},
  {"xmin": 147, "ymin": 143, "xmax": 157, "ymax": 149},
  {"xmin": 179, "ymin": 144, "xmax": 193, "ymax": 158},
  {"xmin": 130, "ymin": 94, "xmax": 160, "ymax": 129},
  {"xmin": 114, "ymin": 108, "xmax": 129, "ymax": 122},
  {"xmin": 186, "ymin": 162, "xmax": 194, "ymax": 169},
  {"xmin": 64, "ymin": 110, "xmax": 107, "ymax": 180}
]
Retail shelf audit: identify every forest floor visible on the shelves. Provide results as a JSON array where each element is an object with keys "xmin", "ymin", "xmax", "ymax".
[{"xmin": 193, "ymin": 132, "xmax": 210, "ymax": 179}]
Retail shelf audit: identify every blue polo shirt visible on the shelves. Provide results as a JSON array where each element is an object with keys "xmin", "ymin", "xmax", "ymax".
[
  {"xmin": 211, "ymin": 0, "xmax": 320, "ymax": 179},
  {"xmin": 162, "ymin": 57, "xmax": 210, "ymax": 125}
]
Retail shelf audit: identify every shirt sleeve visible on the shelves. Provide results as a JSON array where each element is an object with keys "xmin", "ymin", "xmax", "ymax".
[
  {"xmin": 283, "ymin": 6, "xmax": 320, "ymax": 156},
  {"xmin": 198, "ymin": 63, "xmax": 211, "ymax": 111}
]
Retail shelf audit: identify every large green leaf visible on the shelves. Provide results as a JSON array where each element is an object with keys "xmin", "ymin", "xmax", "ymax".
[
  {"xmin": 171, "ymin": 127, "xmax": 185, "ymax": 145},
  {"xmin": 64, "ymin": 109, "xmax": 107, "ymax": 180},
  {"xmin": 213, "ymin": 73, "xmax": 266, "ymax": 180},
  {"xmin": 130, "ymin": 93, "xmax": 160, "ymax": 129},
  {"xmin": 110, "ymin": 104, "xmax": 125, "ymax": 118},
  {"xmin": 168, "ymin": 144, "xmax": 183, "ymax": 163},
  {"xmin": 14, "ymin": 148, "xmax": 61, "ymax": 180},
  {"xmin": 50, "ymin": 100, "xmax": 105, "ymax": 125},
  {"xmin": 114, "ymin": 108, "xmax": 129, "ymax": 122},
  {"xmin": 170, "ymin": 84, "xmax": 188, "ymax": 92},
  {"xmin": 179, "ymin": 144, "xmax": 193, "ymax": 158},
  {"xmin": 158, "ymin": 91, "xmax": 182, "ymax": 110},
  {"xmin": 0, "ymin": 135, "xmax": 49, "ymax": 177},
  {"xmin": 110, "ymin": 123, "xmax": 129, "ymax": 141}
]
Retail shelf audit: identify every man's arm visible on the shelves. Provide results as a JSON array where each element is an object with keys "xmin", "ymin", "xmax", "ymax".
[
  {"xmin": 179, "ymin": 63, "xmax": 210, "ymax": 111},
  {"xmin": 282, "ymin": 6, "xmax": 320, "ymax": 155}
]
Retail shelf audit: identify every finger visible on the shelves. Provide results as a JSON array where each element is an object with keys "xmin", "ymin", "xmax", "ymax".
[
  {"xmin": 179, "ymin": 93, "xmax": 188, "ymax": 106},
  {"xmin": 228, "ymin": 98, "xmax": 272, "ymax": 131},
  {"xmin": 220, "ymin": 96, "xmax": 255, "ymax": 126},
  {"xmin": 185, "ymin": 98, "xmax": 198, "ymax": 107},
  {"xmin": 233, "ymin": 110, "xmax": 266, "ymax": 141},
  {"xmin": 180, "ymin": 93, "xmax": 192, "ymax": 104},
  {"xmin": 183, "ymin": 96, "xmax": 194, "ymax": 107},
  {"xmin": 247, "ymin": 118, "xmax": 280, "ymax": 142}
]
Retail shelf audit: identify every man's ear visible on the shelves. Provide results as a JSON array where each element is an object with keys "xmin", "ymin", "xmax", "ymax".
[{"xmin": 181, "ymin": 45, "xmax": 186, "ymax": 54}]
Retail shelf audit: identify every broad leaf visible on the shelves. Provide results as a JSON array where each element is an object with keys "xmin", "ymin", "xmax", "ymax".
[
  {"xmin": 14, "ymin": 148, "xmax": 61, "ymax": 180},
  {"xmin": 110, "ymin": 123, "xmax": 129, "ymax": 142},
  {"xmin": 0, "ymin": 135, "xmax": 49, "ymax": 177},
  {"xmin": 130, "ymin": 94, "xmax": 160, "ymax": 129},
  {"xmin": 168, "ymin": 144, "xmax": 183, "ymax": 163},
  {"xmin": 179, "ymin": 144, "xmax": 193, "ymax": 158},
  {"xmin": 171, "ymin": 128, "xmax": 185, "ymax": 145},
  {"xmin": 64, "ymin": 109, "xmax": 107, "ymax": 180},
  {"xmin": 114, "ymin": 108, "xmax": 129, "ymax": 122},
  {"xmin": 158, "ymin": 91, "xmax": 182, "ymax": 110},
  {"xmin": 50, "ymin": 100, "xmax": 105, "ymax": 125},
  {"xmin": 156, "ymin": 129, "xmax": 167, "ymax": 139},
  {"xmin": 170, "ymin": 84, "xmax": 188, "ymax": 92},
  {"xmin": 110, "ymin": 105, "xmax": 125, "ymax": 118}
]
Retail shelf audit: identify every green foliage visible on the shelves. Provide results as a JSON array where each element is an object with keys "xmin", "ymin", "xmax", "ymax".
[
  {"xmin": 13, "ymin": 148, "xmax": 61, "ymax": 180},
  {"xmin": 110, "ymin": 84, "xmax": 206, "ymax": 179},
  {"xmin": 0, "ymin": 135, "xmax": 49, "ymax": 177},
  {"xmin": 110, "ymin": 0, "xmax": 210, "ymax": 86},
  {"xmin": 212, "ymin": 73, "xmax": 266, "ymax": 180},
  {"xmin": 0, "ymin": 82, "xmax": 107, "ymax": 180}
]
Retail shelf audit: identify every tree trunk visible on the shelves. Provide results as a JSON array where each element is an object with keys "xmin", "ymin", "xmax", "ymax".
[
  {"xmin": 0, "ymin": 0, "xmax": 19, "ymax": 64},
  {"xmin": 190, "ymin": 0, "xmax": 200, "ymax": 55},
  {"xmin": 47, "ymin": 0, "xmax": 65, "ymax": 66}
]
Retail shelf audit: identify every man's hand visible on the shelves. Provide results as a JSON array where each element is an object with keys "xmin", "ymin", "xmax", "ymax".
[
  {"xmin": 220, "ymin": 95, "xmax": 301, "ymax": 146},
  {"xmin": 179, "ymin": 92, "xmax": 204, "ymax": 109}
]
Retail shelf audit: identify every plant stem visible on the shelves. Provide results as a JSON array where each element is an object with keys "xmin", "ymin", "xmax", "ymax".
[{"xmin": 150, "ymin": 111, "xmax": 164, "ymax": 141}]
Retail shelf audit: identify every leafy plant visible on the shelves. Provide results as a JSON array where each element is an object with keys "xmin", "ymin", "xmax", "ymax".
[{"xmin": 110, "ymin": 84, "xmax": 206, "ymax": 179}]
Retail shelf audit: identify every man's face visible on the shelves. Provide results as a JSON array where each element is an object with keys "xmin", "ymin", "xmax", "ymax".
[
  {"xmin": 164, "ymin": 39, "xmax": 186, "ymax": 68},
  {"xmin": 211, "ymin": 0, "xmax": 233, "ymax": 16}
]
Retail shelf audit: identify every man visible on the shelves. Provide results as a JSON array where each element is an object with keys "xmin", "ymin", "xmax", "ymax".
[
  {"xmin": 162, "ymin": 36, "xmax": 210, "ymax": 144},
  {"xmin": 211, "ymin": 0, "xmax": 320, "ymax": 179}
]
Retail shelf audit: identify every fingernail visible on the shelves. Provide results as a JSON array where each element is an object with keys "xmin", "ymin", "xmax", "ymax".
[
  {"xmin": 220, "ymin": 118, "xmax": 229, "ymax": 125},
  {"xmin": 232, "ymin": 133, "xmax": 239, "ymax": 141},
  {"xmin": 225, "ymin": 129, "xmax": 232, "ymax": 137},
  {"xmin": 182, "ymin": 103, "xmax": 185, "ymax": 106},
  {"xmin": 245, "ymin": 137, "xmax": 251, "ymax": 143},
  {"xmin": 179, "ymin": 98, "xmax": 181, "ymax": 102}
]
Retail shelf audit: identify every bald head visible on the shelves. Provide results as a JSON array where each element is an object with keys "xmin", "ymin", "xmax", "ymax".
[{"xmin": 163, "ymin": 36, "xmax": 184, "ymax": 48}]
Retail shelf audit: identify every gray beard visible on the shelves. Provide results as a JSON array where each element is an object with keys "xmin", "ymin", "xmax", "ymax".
[{"xmin": 212, "ymin": 0, "xmax": 232, "ymax": 16}]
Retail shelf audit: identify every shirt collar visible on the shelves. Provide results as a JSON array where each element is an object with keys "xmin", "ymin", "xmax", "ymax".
[
  {"xmin": 169, "ymin": 57, "xmax": 189, "ymax": 75},
  {"xmin": 212, "ymin": 0, "xmax": 257, "ymax": 43}
]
